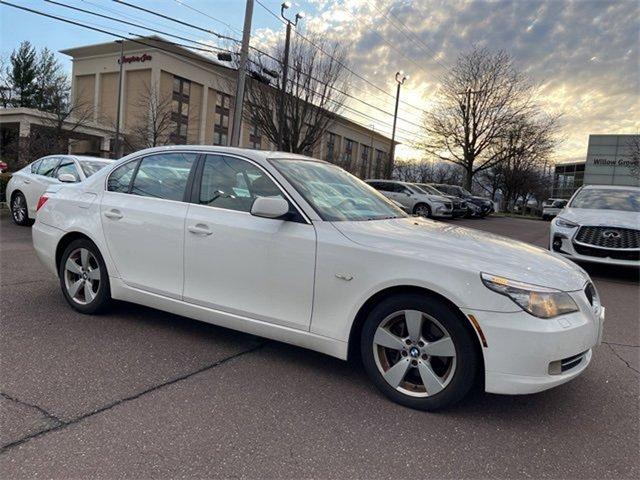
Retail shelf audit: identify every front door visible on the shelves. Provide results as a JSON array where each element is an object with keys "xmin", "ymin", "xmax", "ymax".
[
  {"xmin": 183, "ymin": 154, "xmax": 316, "ymax": 330},
  {"xmin": 100, "ymin": 152, "xmax": 198, "ymax": 299},
  {"xmin": 26, "ymin": 156, "xmax": 60, "ymax": 217}
]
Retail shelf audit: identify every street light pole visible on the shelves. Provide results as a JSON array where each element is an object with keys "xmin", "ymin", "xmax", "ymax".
[
  {"xmin": 113, "ymin": 39, "xmax": 124, "ymax": 158},
  {"xmin": 230, "ymin": 0, "xmax": 254, "ymax": 147},
  {"xmin": 387, "ymin": 71, "xmax": 408, "ymax": 179},
  {"xmin": 277, "ymin": 2, "xmax": 303, "ymax": 152}
]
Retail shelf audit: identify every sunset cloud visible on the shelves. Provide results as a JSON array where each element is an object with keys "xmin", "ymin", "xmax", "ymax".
[{"xmin": 255, "ymin": 0, "xmax": 639, "ymax": 162}]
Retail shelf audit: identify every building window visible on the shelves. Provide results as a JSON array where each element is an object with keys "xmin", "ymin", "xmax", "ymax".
[
  {"xmin": 344, "ymin": 138, "xmax": 354, "ymax": 170},
  {"xmin": 360, "ymin": 144, "xmax": 371, "ymax": 178},
  {"xmin": 171, "ymin": 76, "xmax": 190, "ymax": 144},
  {"xmin": 326, "ymin": 132, "xmax": 337, "ymax": 163},
  {"xmin": 375, "ymin": 149, "xmax": 385, "ymax": 178},
  {"xmin": 249, "ymin": 123, "xmax": 261, "ymax": 149},
  {"xmin": 214, "ymin": 91, "xmax": 231, "ymax": 146}
]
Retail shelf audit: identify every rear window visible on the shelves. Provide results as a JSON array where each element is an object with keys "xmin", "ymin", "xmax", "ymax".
[{"xmin": 80, "ymin": 160, "xmax": 110, "ymax": 177}]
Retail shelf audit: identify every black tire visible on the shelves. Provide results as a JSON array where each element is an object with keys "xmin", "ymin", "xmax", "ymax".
[
  {"xmin": 360, "ymin": 293, "xmax": 478, "ymax": 411},
  {"xmin": 58, "ymin": 238, "xmax": 111, "ymax": 314},
  {"xmin": 413, "ymin": 203, "xmax": 432, "ymax": 218},
  {"xmin": 10, "ymin": 191, "xmax": 32, "ymax": 226}
]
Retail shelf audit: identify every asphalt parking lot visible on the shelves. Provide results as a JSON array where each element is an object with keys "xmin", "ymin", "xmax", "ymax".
[{"xmin": 1, "ymin": 213, "xmax": 638, "ymax": 479}]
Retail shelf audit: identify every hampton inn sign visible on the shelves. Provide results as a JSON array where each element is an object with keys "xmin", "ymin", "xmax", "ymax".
[{"xmin": 118, "ymin": 53, "xmax": 152, "ymax": 64}]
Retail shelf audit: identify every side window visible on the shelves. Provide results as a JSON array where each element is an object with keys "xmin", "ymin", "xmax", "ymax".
[
  {"xmin": 131, "ymin": 153, "xmax": 197, "ymax": 201},
  {"xmin": 376, "ymin": 182, "xmax": 390, "ymax": 192},
  {"xmin": 198, "ymin": 155, "xmax": 283, "ymax": 213},
  {"xmin": 30, "ymin": 159, "xmax": 42, "ymax": 174},
  {"xmin": 107, "ymin": 160, "xmax": 139, "ymax": 193},
  {"xmin": 36, "ymin": 157, "xmax": 60, "ymax": 177},
  {"xmin": 55, "ymin": 160, "xmax": 80, "ymax": 181}
]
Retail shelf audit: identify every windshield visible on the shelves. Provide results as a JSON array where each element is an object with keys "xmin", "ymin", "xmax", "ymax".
[
  {"xmin": 417, "ymin": 184, "xmax": 444, "ymax": 195},
  {"xmin": 570, "ymin": 188, "xmax": 640, "ymax": 212},
  {"xmin": 80, "ymin": 160, "xmax": 110, "ymax": 177},
  {"xmin": 271, "ymin": 159, "xmax": 407, "ymax": 221}
]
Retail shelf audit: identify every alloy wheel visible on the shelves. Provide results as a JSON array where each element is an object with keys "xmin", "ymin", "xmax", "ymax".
[
  {"xmin": 12, "ymin": 195, "xmax": 27, "ymax": 223},
  {"xmin": 415, "ymin": 205, "xmax": 430, "ymax": 217},
  {"xmin": 64, "ymin": 248, "xmax": 101, "ymax": 305},
  {"xmin": 373, "ymin": 310, "xmax": 457, "ymax": 397}
]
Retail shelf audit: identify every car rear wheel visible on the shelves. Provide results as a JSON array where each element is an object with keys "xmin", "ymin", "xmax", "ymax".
[
  {"xmin": 413, "ymin": 203, "xmax": 431, "ymax": 218},
  {"xmin": 360, "ymin": 293, "xmax": 478, "ymax": 410},
  {"xmin": 59, "ymin": 239, "xmax": 111, "ymax": 314},
  {"xmin": 10, "ymin": 191, "xmax": 31, "ymax": 226}
]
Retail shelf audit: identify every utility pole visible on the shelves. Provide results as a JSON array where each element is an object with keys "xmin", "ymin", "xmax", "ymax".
[
  {"xmin": 388, "ymin": 71, "xmax": 408, "ymax": 178},
  {"xmin": 368, "ymin": 124, "xmax": 375, "ymax": 178},
  {"xmin": 277, "ymin": 2, "xmax": 304, "ymax": 152},
  {"xmin": 230, "ymin": 0, "xmax": 254, "ymax": 147},
  {"xmin": 113, "ymin": 40, "xmax": 124, "ymax": 158}
]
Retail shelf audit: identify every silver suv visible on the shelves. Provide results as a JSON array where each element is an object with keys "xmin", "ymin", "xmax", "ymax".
[{"xmin": 366, "ymin": 179, "xmax": 453, "ymax": 218}]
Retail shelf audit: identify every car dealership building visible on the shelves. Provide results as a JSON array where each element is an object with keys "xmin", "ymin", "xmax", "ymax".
[{"xmin": 552, "ymin": 134, "xmax": 640, "ymax": 198}]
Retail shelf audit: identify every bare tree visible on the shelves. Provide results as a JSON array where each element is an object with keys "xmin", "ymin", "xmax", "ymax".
[
  {"xmin": 418, "ymin": 47, "xmax": 536, "ymax": 190},
  {"xmin": 492, "ymin": 114, "xmax": 559, "ymax": 212},
  {"xmin": 122, "ymin": 82, "xmax": 175, "ymax": 152},
  {"xmin": 242, "ymin": 34, "xmax": 349, "ymax": 154}
]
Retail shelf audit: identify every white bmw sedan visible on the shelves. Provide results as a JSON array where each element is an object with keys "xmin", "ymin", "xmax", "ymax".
[
  {"xmin": 32, "ymin": 146, "xmax": 604, "ymax": 410},
  {"xmin": 6, "ymin": 154, "xmax": 113, "ymax": 226},
  {"xmin": 550, "ymin": 185, "xmax": 640, "ymax": 267}
]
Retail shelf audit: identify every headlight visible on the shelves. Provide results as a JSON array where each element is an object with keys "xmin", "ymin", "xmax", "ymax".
[
  {"xmin": 555, "ymin": 217, "xmax": 578, "ymax": 228},
  {"xmin": 481, "ymin": 273, "xmax": 579, "ymax": 318}
]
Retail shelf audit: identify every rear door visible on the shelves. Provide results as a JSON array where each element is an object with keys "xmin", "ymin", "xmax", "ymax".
[{"xmin": 100, "ymin": 152, "xmax": 198, "ymax": 299}]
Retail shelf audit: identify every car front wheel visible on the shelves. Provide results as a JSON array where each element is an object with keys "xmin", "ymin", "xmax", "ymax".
[
  {"xmin": 59, "ymin": 239, "xmax": 111, "ymax": 314},
  {"xmin": 413, "ymin": 203, "xmax": 431, "ymax": 218},
  {"xmin": 361, "ymin": 293, "xmax": 478, "ymax": 410},
  {"xmin": 10, "ymin": 191, "xmax": 31, "ymax": 226}
]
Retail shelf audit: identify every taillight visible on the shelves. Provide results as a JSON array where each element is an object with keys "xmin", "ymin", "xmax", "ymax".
[{"xmin": 36, "ymin": 195, "xmax": 49, "ymax": 212}]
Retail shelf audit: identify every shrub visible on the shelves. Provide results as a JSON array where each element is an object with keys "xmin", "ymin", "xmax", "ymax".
[{"xmin": 0, "ymin": 172, "xmax": 12, "ymax": 204}]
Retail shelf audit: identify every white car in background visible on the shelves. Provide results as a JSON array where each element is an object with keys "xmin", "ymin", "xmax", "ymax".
[
  {"xmin": 32, "ymin": 146, "xmax": 603, "ymax": 411},
  {"xmin": 366, "ymin": 179, "xmax": 453, "ymax": 218},
  {"xmin": 6, "ymin": 155, "xmax": 113, "ymax": 226},
  {"xmin": 542, "ymin": 198, "xmax": 568, "ymax": 220},
  {"xmin": 550, "ymin": 185, "xmax": 640, "ymax": 266}
]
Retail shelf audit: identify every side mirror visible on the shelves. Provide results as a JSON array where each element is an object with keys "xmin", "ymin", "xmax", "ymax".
[
  {"xmin": 250, "ymin": 197, "xmax": 289, "ymax": 219},
  {"xmin": 58, "ymin": 173, "xmax": 77, "ymax": 183}
]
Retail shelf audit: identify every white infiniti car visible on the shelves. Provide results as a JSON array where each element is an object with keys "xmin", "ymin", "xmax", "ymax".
[
  {"xmin": 32, "ymin": 146, "xmax": 604, "ymax": 410},
  {"xmin": 6, "ymin": 154, "xmax": 113, "ymax": 226},
  {"xmin": 550, "ymin": 185, "xmax": 640, "ymax": 267}
]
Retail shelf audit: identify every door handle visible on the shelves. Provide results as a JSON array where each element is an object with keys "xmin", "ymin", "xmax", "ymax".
[
  {"xmin": 24, "ymin": 179, "xmax": 31, "ymax": 184},
  {"xmin": 188, "ymin": 224, "xmax": 212, "ymax": 236},
  {"xmin": 104, "ymin": 209, "xmax": 123, "ymax": 220}
]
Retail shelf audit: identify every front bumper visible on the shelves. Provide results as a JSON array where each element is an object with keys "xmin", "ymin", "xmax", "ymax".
[
  {"xmin": 463, "ymin": 297, "xmax": 604, "ymax": 395},
  {"xmin": 432, "ymin": 204, "xmax": 453, "ymax": 218},
  {"xmin": 550, "ymin": 225, "xmax": 640, "ymax": 267}
]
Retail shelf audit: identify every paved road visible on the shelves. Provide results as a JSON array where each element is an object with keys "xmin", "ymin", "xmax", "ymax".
[{"xmin": 1, "ymin": 214, "xmax": 638, "ymax": 479}]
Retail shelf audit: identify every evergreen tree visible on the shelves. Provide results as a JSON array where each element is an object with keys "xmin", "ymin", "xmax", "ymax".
[
  {"xmin": 8, "ymin": 41, "xmax": 38, "ymax": 108},
  {"xmin": 35, "ymin": 47, "xmax": 65, "ymax": 111}
]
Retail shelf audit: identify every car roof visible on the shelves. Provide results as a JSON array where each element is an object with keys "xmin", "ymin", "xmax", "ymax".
[
  {"xmin": 71, "ymin": 156, "xmax": 114, "ymax": 163},
  {"xmin": 120, "ymin": 145, "xmax": 328, "ymax": 165}
]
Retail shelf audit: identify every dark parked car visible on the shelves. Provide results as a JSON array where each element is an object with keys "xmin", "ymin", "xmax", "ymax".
[{"xmin": 433, "ymin": 184, "xmax": 494, "ymax": 217}]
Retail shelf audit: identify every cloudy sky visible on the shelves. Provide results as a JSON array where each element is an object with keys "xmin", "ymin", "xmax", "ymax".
[{"xmin": 1, "ymin": 0, "xmax": 638, "ymax": 162}]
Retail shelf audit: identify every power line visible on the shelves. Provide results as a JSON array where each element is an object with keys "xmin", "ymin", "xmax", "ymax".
[
  {"xmin": 366, "ymin": 0, "xmax": 448, "ymax": 70},
  {"xmin": 45, "ymin": 0, "xmax": 234, "ymax": 55},
  {"xmin": 113, "ymin": 0, "xmax": 239, "ymax": 43},
  {"xmin": 254, "ymin": 0, "xmax": 429, "ymax": 117},
  {"xmin": 171, "ymin": 0, "xmax": 243, "ymax": 36}
]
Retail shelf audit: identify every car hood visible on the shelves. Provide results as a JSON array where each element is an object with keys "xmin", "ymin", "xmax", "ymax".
[
  {"xmin": 332, "ymin": 217, "xmax": 589, "ymax": 291},
  {"xmin": 419, "ymin": 194, "xmax": 449, "ymax": 202},
  {"xmin": 558, "ymin": 208, "xmax": 640, "ymax": 229}
]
